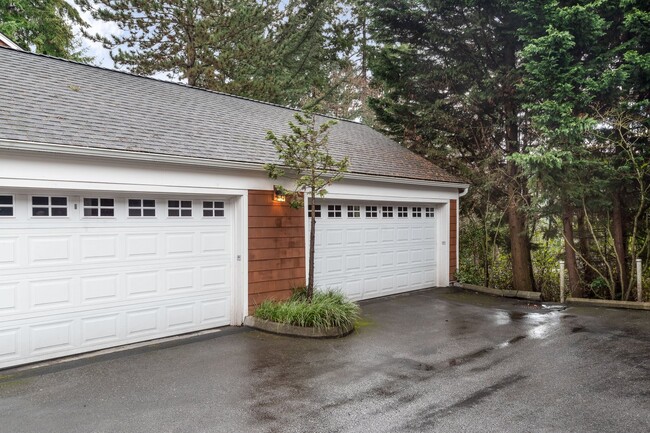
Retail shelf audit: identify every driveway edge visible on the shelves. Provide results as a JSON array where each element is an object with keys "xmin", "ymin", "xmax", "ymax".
[
  {"xmin": 453, "ymin": 282, "xmax": 542, "ymax": 301},
  {"xmin": 566, "ymin": 298, "xmax": 650, "ymax": 311}
]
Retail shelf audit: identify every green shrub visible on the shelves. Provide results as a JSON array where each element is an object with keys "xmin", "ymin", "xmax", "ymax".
[{"xmin": 254, "ymin": 290, "xmax": 360, "ymax": 329}]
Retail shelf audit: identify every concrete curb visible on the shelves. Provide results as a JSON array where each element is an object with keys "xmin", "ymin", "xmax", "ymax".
[
  {"xmin": 566, "ymin": 298, "xmax": 650, "ymax": 311},
  {"xmin": 454, "ymin": 282, "xmax": 542, "ymax": 301},
  {"xmin": 243, "ymin": 316, "xmax": 355, "ymax": 338}
]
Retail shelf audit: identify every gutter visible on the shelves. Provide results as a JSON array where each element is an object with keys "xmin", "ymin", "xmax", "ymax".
[{"xmin": 0, "ymin": 138, "xmax": 470, "ymax": 190}]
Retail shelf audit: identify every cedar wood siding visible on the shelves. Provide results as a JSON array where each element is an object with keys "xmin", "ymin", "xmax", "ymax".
[
  {"xmin": 248, "ymin": 190, "xmax": 306, "ymax": 312},
  {"xmin": 449, "ymin": 199, "xmax": 458, "ymax": 281}
]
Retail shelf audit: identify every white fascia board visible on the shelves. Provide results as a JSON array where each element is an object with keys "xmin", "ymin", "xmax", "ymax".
[
  {"xmin": 0, "ymin": 138, "xmax": 469, "ymax": 191},
  {"xmin": 0, "ymin": 34, "xmax": 22, "ymax": 50},
  {"xmin": 341, "ymin": 172, "xmax": 469, "ymax": 190},
  {"xmin": 0, "ymin": 139, "xmax": 263, "ymax": 172}
]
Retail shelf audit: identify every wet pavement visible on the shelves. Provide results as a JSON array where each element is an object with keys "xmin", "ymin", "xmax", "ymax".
[{"xmin": 1, "ymin": 287, "xmax": 649, "ymax": 433}]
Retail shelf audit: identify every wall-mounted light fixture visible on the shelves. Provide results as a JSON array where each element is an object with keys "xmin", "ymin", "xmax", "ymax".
[{"xmin": 273, "ymin": 185, "xmax": 286, "ymax": 202}]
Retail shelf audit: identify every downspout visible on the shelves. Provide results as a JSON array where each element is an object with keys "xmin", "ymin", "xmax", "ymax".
[{"xmin": 455, "ymin": 187, "xmax": 469, "ymax": 284}]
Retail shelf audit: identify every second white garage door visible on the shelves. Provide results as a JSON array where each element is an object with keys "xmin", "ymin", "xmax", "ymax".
[
  {"xmin": 0, "ymin": 192, "xmax": 235, "ymax": 369},
  {"xmin": 312, "ymin": 201, "xmax": 438, "ymax": 300}
]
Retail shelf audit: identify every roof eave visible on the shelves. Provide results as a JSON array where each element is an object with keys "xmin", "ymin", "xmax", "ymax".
[
  {"xmin": 0, "ymin": 138, "xmax": 469, "ymax": 190},
  {"xmin": 0, "ymin": 34, "xmax": 23, "ymax": 51}
]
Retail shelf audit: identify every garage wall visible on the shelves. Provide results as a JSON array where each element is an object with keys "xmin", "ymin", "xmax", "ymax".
[
  {"xmin": 449, "ymin": 199, "xmax": 458, "ymax": 281},
  {"xmin": 248, "ymin": 190, "xmax": 305, "ymax": 311}
]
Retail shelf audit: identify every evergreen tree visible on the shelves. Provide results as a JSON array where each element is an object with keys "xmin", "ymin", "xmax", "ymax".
[
  {"xmin": 0, "ymin": 0, "xmax": 90, "ymax": 60},
  {"xmin": 515, "ymin": 0, "xmax": 649, "ymax": 299},
  {"xmin": 92, "ymin": 0, "xmax": 359, "ymax": 111},
  {"xmin": 92, "ymin": 0, "xmax": 278, "ymax": 89},
  {"xmin": 368, "ymin": 0, "xmax": 537, "ymax": 292}
]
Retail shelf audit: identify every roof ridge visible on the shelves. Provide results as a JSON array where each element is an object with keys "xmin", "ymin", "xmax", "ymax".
[{"xmin": 0, "ymin": 46, "xmax": 362, "ymax": 126}]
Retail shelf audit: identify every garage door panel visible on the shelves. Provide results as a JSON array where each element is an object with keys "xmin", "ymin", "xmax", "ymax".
[
  {"xmin": 0, "ymin": 193, "xmax": 235, "ymax": 369},
  {"xmin": 201, "ymin": 298, "xmax": 228, "ymax": 324},
  {"xmin": 313, "ymin": 200, "xmax": 438, "ymax": 301},
  {"xmin": 326, "ymin": 230, "xmax": 343, "ymax": 246},
  {"xmin": 346, "ymin": 229, "xmax": 362, "ymax": 244},
  {"xmin": 30, "ymin": 320, "xmax": 75, "ymax": 354},
  {"xmin": 0, "ymin": 328, "xmax": 20, "ymax": 361},
  {"xmin": 396, "ymin": 273, "xmax": 410, "ymax": 289},
  {"xmin": 81, "ymin": 235, "xmax": 118, "ymax": 261},
  {"xmin": 166, "ymin": 268, "xmax": 195, "ymax": 292},
  {"xmin": 326, "ymin": 256, "xmax": 344, "ymax": 273},
  {"xmin": 126, "ymin": 234, "xmax": 158, "ymax": 257},
  {"xmin": 31, "ymin": 278, "xmax": 73, "ymax": 309},
  {"xmin": 363, "ymin": 278, "xmax": 379, "ymax": 297},
  {"xmin": 345, "ymin": 280, "xmax": 363, "ymax": 298},
  {"xmin": 396, "ymin": 250, "xmax": 409, "ymax": 265},
  {"xmin": 127, "ymin": 270, "xmax": 160, "ymax": 297},
  {"xmin": 381, "ymin": 228, "xmax": 395, "ymax": 242},
  {"xmin": 166, "ymin": 303, "xmax": 196, "ymax": 329},
  {"xmin": 364, "ymin": 228, "xmax": 379, "ymax": 243},
  {"xmin": 126, "ymin": 308, "xmax": 160, "ymax": 337},
  {"xmin": 81, "ymin": 275, "xmax": 119, "ymax": 303},
  {"xmin": 81, "ymin": 313, "xmax": 120, "ymax": 345},
  {"xmin": 165, "ymin": 232, "xmax": 195, "ymax": 255},
  {"xmin": 0, "ymin": 237, "xmax": 18, "ymax": 266},
  {"xmin": 345, "ymin": 254, "xmax": 361, "ymax": 271},
  {"xmin": 0, "ymin": 283, "xmax": 18, "ymax": 313},
  {"xmin": 29, "ymin": 236, "xmax": 72, "ymax": 264},
  {"xmin": 201, "ymin": 265, "xmax": 228, "ymax": 289}
]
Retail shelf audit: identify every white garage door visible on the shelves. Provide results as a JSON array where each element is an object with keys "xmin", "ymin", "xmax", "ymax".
[
  {"xmin": 313, "ymin": 201, "xmax": 438, "ymax": 300},
  {"xmin": 0, "ymin": 192, "xmax": 234, "ymax": 369}
]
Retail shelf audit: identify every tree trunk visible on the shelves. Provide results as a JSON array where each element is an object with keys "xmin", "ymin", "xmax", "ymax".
[
  {"xmin": 506, "ymin": 186, "xmax": 536, "ymax": 292},
  {"xmin": 576, "ymin": 209, "xmax": 593, "ymax": 284},
  {"xmin": 612, "ymin": 192, "xmax": 628, "ymax": 300},
  {"xmin": 503, "ymin": 29, "xmax": 535, "ymax": 293},
  {"xmin": 562, "ymin": 205, "xmax": 582, "ymax": 297},
  {"xmin": 308, "ymin": 192, "xmax": 317, "ymax": 300}
]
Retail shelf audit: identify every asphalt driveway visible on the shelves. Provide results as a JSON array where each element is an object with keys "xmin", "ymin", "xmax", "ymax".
[{"xmin": 1, "ymin": 287, "xmax": 648, "ymax": 433}]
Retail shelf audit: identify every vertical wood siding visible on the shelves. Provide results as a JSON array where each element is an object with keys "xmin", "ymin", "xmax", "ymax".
[
  {"xmin": 449, "ymin": 199, "xmax": 458, "ymax": 281},
  {"xmin": 248, "ymin": 190, "xmax": 306, "ymax": 311}
]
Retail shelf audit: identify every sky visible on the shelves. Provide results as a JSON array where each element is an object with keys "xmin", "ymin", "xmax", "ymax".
[
  {"xmin": 75, "ymin": 5, "xmax": 172, "ymax": 82},
  {"xmin": 77, "ymin": 6, "xmax": 119, "ymax": 69}
]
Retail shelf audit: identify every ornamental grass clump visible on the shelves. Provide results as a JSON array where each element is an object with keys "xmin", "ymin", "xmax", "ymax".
[{"xmin": 254, "ymin": 290, "xmax": 360, "ymax": 329}]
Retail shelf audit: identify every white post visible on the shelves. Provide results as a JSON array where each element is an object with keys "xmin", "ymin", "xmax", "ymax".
[
  {"xmin": 637, "ymin": 259, "xmax": 643, "ymax": 302},
  {"xmin": 560, "ymin": 260, "xmax": 564, "ymax": 304}
]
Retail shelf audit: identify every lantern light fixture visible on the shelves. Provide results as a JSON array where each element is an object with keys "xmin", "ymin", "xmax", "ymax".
[{"xmin": 273, "ymin": 185, "xmax": 286, "ymax": 202}]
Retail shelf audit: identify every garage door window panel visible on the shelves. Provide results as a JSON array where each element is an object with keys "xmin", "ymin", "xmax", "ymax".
[
  {"xmin": 347, "ymin": 205, "xmax": 360, "ymax": 218},
  {"xmin": 308, "ymin": 204, "xmax": 321, "ymax": 218},
  {"xmin": 0, "ymin": 195, "xmax": 13, "ymax": 217},
  {"xmin": 412, "ymin": 207, "xmax": 422, "ymax": 218},
  {"xmin": 203, "ymin": 201, "xmax": 225, "ymax": 217},
  {"xmin": 365, "ymin": 206, "xmax": 377, "ymax": 218},
  {"xmin": 31, "ymin": 196, "xmax": 68, "ymax": 217},
  {"xmin": 382, "ymin": 206, "xmax": 393, "ymax": 218},
  {"xmin": 426, "ymin": 208, "xmax": 435, "ymax": 218},
  {"xmin": 169, "ymin": 200, "xmax": 193, "ymax": 217},
  {"xmin": 83, "ymin": 198, "xmax": 115, "ymax": 217},
  {"xmin": 328, "ymin": 205, "xmax": 341, "ymax": 218},
  {"xmin": 129, "ymin": 199, "xmax": 156, "ymax": 217},
  {"xmin": 397, "ymin": 207, "xmax": 408, "ymax": 218}
]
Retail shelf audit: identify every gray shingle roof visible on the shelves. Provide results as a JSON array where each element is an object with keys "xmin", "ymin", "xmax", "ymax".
[{"xmin": 0, "ymin": 47, "xmax": 464, "ymax": 184}]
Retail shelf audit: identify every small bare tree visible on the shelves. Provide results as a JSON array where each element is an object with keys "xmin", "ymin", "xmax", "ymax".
[{"xmin": 265, "ymin": 111, "xmax": 349, "ymax": 301}]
